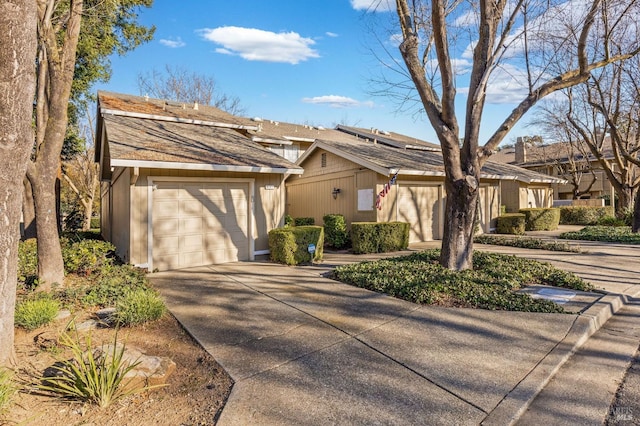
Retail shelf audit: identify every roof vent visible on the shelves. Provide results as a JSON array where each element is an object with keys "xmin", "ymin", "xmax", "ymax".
[
  {"xmin": 193, "ymin": 102, "xmax": 199, "ymax": 110},
  {"xmin": 252, "ymin": 117, "xmax": 263, "ymax": 122},
  {"xmin": 316, "ymin": 126, "xmax": 325, "ymax": 131},
  {"xmin": 381, "ymin": 130, "xmax": 390, "ymax": 135},
  {"xmin": 144, "ymin": 94, "xmax": 149, "ymax": 102}
]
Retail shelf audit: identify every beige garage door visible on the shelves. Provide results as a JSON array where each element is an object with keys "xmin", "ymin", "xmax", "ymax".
[
  {"xmin": 152, "ymin": 181, "xmax": 250, "ymax": 271},
  {"xmin": 397, "ymin": 185, "xmax": 441, "ymax": 243}
]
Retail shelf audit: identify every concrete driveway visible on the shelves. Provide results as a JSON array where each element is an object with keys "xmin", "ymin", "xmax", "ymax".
[{"xmin": 147, "ymin": 250, "xmax": 629, "ymax": 425}]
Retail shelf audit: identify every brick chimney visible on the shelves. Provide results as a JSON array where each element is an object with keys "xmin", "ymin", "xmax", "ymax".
[{"xmin": 515, "ymin": 137, "xmax": 527, "ymax": 163}]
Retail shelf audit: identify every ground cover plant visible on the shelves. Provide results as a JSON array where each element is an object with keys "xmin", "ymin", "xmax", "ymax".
[
  {"xmin": 559, "ymin": 226, "xmax": 640, "ymax": 244},
  {"xmin": 474, "ymin": 235, "xmax": 581, "ymax": 253},
  {"xmin": 333, "ymin": 249, "xmax": 592, "ymax": 312}
]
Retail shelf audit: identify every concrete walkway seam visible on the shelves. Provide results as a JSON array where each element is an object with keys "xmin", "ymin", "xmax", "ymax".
[{"xmin": 482, "ymin": 292, "xmax": 631, "ymax": 425}]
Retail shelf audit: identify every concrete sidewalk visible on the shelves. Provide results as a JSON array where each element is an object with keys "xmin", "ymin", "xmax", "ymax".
[{"xmin": 148, "ymin": 236, "xmax": 640, "ymax": 425}]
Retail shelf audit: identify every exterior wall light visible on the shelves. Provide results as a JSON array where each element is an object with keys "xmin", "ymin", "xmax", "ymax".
[{"xmin": 332, "ymin": 188, "xmax": 341, "ymax": 199}]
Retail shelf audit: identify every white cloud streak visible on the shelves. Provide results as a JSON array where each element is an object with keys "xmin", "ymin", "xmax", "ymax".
[
  {"xmin": 326, "ymin": 32, "xmax": 339, "ymax": 38},
  {"xmin": 198, "ymin": 26, "xmax": 319, "ymax": 64},
  {"xmin": 302, "ymin": 95, "xmax": 375, "ymax": 108},
  {"xmin": 350, "ymin": 0, "xmax": 394, "ymax": 12},
  {"xmin": 159, "ymin": 37, "xmax": 186, "ymax": 48}
]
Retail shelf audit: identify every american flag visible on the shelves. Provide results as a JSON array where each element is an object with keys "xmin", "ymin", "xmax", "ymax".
[{"xmin": 375, "ymin": 171, "xmax": 399, "ymax": 210}]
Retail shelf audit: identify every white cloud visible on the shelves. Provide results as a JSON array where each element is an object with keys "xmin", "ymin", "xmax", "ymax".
[
  {"xmin": 458, "ymin": 64, "xmax": 529, "ymax": 104},
  {"xmin": 302, "ymin": 95, "xmax": 375, "ymax": 108},
  {"xmin": 159, "ymin": 37, "xmax": 186, "ymax": 48},
  {"xmin": 198, "ymin": 26, "xmax": 319, "ymax": 64},
  {"xmin": 326, "ymin": 32, "xmax": 339, "ymax": 38},
  {"xmin": 351, "ymin": 0, "xmax": 394, "ymax": 12}
]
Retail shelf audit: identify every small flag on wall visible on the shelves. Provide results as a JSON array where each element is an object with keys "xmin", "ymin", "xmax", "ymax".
[{"xmin": 375, "ymin": 171, "xmax": 399, "ymax": 210}]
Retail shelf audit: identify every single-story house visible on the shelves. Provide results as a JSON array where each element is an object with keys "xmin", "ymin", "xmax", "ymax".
[
  {"xmin": 95, "ymin": 91, "xmax": 302, "ymax": 272},
  {"xmin": 286, "ymin": 131, "xmax": 563, "ymax": 243},
  {"xmin": 491, "ymin": 137, "xmax": 613, "ymax": 203}
]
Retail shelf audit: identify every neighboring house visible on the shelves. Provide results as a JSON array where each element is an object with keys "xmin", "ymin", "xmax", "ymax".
[
  {"xmin": 243, "ymin": 118, "xmax": 325, "ymax": 162},
  {"xmin": 286, "ymin": 131, "xmax": 561, "ymax": 243},
  {"xmin": 492, "ymin": 137, "xmax": 615, "ymax": 202},
  {"xmin": 95, "ymin": 91, "xmax": 302, "ymax": 272}
]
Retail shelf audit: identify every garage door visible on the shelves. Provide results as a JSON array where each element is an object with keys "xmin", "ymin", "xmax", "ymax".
[
  {"xmin": 152, "ymin": 181, "xmax": 250, "ymax": 271},
  {"xmin": 397, "ymin": 185, "xmax": 441, "ymax": 243}
]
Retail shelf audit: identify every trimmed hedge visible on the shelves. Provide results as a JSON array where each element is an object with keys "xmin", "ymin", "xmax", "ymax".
[
  {"xmin": 268, "ymin": 226, "xmax": 324, "ymax": 265},
  {"xmin": 323, "ymin": 214, "xmax": 349, "ymax": 249},
  {"xmin": 519, "ymin": 208, "xmax": 560, "ymax": 231},
  {"xmin": 496, "ymin": 214, "xmax": 526, "ymax": 235},
  {"xmin": 351, "ymin": 222, "xmax": 409, "ymax": 254},
  {"xmin": 559, "ymin": 206, "xmax": 614, "ymax": 225},
  {"xmin": 293, "ymin": 217, "xmax": 315, "ymax": 226}
]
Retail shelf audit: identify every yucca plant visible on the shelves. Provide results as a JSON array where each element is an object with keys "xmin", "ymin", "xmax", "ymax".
[
  {"xmin": 0, "ymin": 368, "xmax": 16, "ymax": 414},
  {"xmin": 39, "ymin": 328, "xmax": 144, "ymax": 408}
]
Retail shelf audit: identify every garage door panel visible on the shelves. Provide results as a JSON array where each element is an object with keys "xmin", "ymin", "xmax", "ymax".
[
  {"xmin": 152, "ymin": 180, "xmax": 250, "ymax": 271},
  {"xmin": 180, "ymin": 200, "xmax": 203, "ymax": 216},
  {"xmin": 398, "ymin": 185, "xmax": 440, "ymax": 243}
]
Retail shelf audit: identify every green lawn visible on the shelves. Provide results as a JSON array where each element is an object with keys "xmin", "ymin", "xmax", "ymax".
[{"xmin": 333, "ymin": 249, "xmax": 591, "ymax": 313}]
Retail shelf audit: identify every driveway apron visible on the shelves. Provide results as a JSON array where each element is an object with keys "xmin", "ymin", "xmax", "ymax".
[{"xmin": 150, "ymin": 260, "xmax": 578, "ymax": 425}]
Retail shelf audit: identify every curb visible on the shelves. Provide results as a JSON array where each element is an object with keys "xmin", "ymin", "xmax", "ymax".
[{"xmin": 482, "ymin": 290, "xmax": 638, "ymax": 425}]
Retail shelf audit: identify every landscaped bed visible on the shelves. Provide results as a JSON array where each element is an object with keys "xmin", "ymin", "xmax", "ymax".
[
  {"xmin": 559, "ymin": 226, "xmax": 640, "ymax": 244},
  {"xmin": 333, "ymin": 249, "xmax": 592, "ymax": 313},
  {"xmin": 474, "ymin": 234, "xmax": 580, "ymax": 252}
]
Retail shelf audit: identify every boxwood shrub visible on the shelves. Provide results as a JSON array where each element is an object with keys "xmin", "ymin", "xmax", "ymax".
[
  {"xmin": 519, "ymin": 208, "xmax": 560, "ymax": 231},
  {"xmin": 559, "ymin": 206, "xmax": 614, "ymax": 225},
  {"xmin": 293, "ymin": 217, "xmax": 315, "ymax": 226},
  {"xmin": 496, "ymin": 214, "xmax": 526, "ymax": 235},
  {"xmin": 351, "ymin": 222, "xmax": 409, "ymax": 254},
  {"xmin": 268, "ymin": 226, "xmax": 324, "ymax": 265},
  {"xmin": 323, "ymin": 214, "xmax": 349, "ymax": 249}
]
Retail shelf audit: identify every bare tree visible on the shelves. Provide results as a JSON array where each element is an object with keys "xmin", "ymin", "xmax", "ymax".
[
  {"xmin": 529, "ymin": 109, "xmax": 600, "ymax": 199},
  {"xmin": 61, "ymin": 109, "xmax": 99, "ymax": 231},
  {"xmin": 389, "ymin": 0, "xmax": 640, "ymax": 270},
  {"xmin": 138, "ymin": 65, "xmax": 246, "ymax": 115},
  {"xmin": 0, "ymin": 0, "xmax": 37, "ymax": 365},
  {"xmin": 559, "ymin": 57, "xmax": 640, "ymax": 230}
]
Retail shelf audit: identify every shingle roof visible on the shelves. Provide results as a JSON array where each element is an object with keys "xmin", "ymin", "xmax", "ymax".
[
  {"xmin": 336, "ymin": 125, "xmax": 441, "ymax": 151},
  {"xmin": 303, "ymin": 136, "xmax": 564, "ymax": 183},
  {"xmin": 102, "ymin": 115, "xmax": 302, "ymax": 173},
  {"xmin": 245, "ymin": 119, "xmax": 339, "ymax": 143},
  {"xmin": 491, "ymin": 138, "xmax": 616, "ymax": 166}
]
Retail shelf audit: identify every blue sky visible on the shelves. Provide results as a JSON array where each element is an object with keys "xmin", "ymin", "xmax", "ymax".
[{"xmin": 99, "ymin": 0, "xmax": 537, "ymax": 145}]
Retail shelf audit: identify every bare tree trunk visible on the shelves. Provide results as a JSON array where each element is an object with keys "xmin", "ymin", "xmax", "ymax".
[
  {"xmin": 440, "ymin": 177, "xmax": 479, "ymax": 270},
  {"xmin": 633, "ymin": 191, "xmax": 640, "ymax": 233},
  {"xmin": 22, "ymin": 177, "xmax": 37, "ymax": 239},
  {"xmin": 0, "ymin": 0, "xmax": 37, "ymax": 366}
]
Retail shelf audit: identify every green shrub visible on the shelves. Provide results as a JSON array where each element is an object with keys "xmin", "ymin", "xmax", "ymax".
[
  {"xmin": 268, "ymin": 226, "xmax": 324, "ymax": 265},
  {"xmin": 620, "ymin": 208, "xmax": 634, "ymax": 226},
  {"xmin": 39, "ymin": 329, "xmax": 150, "ymax": 408},
  {"xmin": 294, "ymin": 217, "xmax": 315, "ymax": 226},
  {"xmin": 82, "ymin": 264, "xmax": 149, "ymax": 308},
  {"xmin": 0, "ymin": 368, "xmax": 16, "ymax": 415},
  {"xmin": 519, "ymin": 208, "xmax": 560, "ymax": 231},
  {"xmin": 115, "ymin": 289, "xmax": 165, "ymax": 326},
  {"xmin": 596, "ymin": 216, "xmax": 626, "ymax": 226},
  {"xmin": 496, "ymin": 214, "xmax": 526, "ymax": 235},
  {"xmin": 500, "ymin": 205, "xmax": 507, "ymax": 215},
  {"xmin": 90, "ymin": 217, "xmax": 101, "ymax": 229},
  {"xmin": 559, "ymin": 206, "xmax": 614, "ymax": 225},
  {"xmin": 284, "ymin": 214, "xmax": 294, "ymax": 227},
  {"xmin": 323, "ymin": 214, "xmax": 349, "ymax": 249},
  {"xmin": 18, "ymin": 238, "xmax": 39, "ymax": 289},
  {"xmin": 62, "ymin": 239, "xmax": 115, "ymax": 276},
  {"xmin": 351, "ymin": 222, "xmax": 409, "ymax": 254},
  {"xmin": 15, "ymin": 296, "xmax": 59, "ymax": 330}
]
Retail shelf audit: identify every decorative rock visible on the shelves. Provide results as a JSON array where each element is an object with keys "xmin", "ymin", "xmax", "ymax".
[
  {"xmin": 95, "ymin": 307, "xmax": 117, "ymax": 326},
  {"xmin": 74, "ymin": 319, "xmax": 99, "ymax": 332},
  {"xmin": 34, "ymin": 331, "xmax": 59, "ymax": 350},
  {"xmin": 55, "ymin": 310, "xmax": 72, "ymax": 321},
  {"xmin": 97, "ymin": 344, "xmax": 176, "ymax": 391}
]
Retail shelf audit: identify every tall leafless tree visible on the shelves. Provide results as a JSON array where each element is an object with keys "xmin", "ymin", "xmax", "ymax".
[
  {"xmin": 0, "ymin": 0, "xmax": 37, "ymax": 365},
  {"xmin": 137, "ymin": 65, "xmax": 246, "ymax": 115},
  {"xmin": 389, "ymin": 0, "xmax": 640, "ymax": 269}
]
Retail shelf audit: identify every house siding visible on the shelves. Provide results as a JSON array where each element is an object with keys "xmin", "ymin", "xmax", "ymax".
[{"xmin": 110, "ymin": 167, "xmax": 131, "ymax": 263}]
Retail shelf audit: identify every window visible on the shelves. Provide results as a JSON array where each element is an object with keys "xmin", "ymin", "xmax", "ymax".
[{"xmin": 321, "ymin": 153, "xmax": 327, "ymax": 167}]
